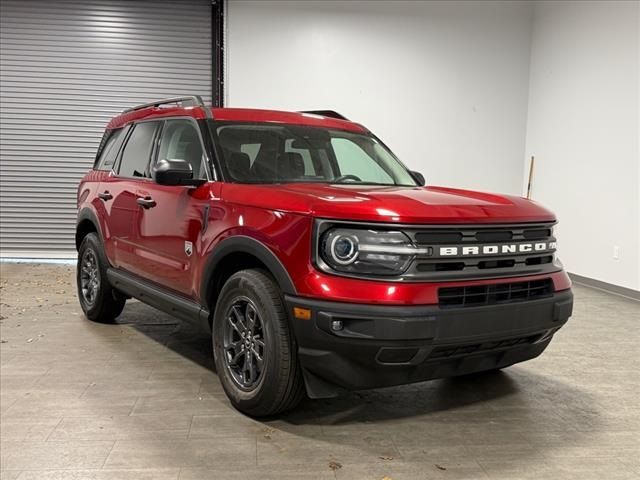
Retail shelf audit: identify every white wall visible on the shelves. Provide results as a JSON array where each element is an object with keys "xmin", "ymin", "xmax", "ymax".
[
  {"xmin": 227, "ymin": 0, "xmax": 533, "ymax": 195},
  {"xmin": 524, "ymin": 1, "xmax": 640, "ymax": 291}
]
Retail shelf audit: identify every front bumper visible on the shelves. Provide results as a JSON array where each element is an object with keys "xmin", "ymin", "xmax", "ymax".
[{"xmin": 285, "ymin": 290, "xmax": 573, "ymax": 398}]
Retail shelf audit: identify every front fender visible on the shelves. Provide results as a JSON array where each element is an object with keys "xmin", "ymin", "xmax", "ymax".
[{"xmin": 199, "ymin": 235, "xmax": 297, "ymax": 303}]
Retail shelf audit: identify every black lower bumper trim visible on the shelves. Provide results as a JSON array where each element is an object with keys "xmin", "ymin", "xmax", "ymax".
[{"xmin": 285, "ymin": 290, "xmax": 573, "ymax": 398}]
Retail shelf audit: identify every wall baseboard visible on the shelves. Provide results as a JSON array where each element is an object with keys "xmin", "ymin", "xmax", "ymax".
[
  {"xmin": 1, "ymin": 258, "xmax": 75, "ymax": 265},
  {"xmin": 568, "ymin": 273, "xmax": 640, "ymax": 302},
  {"xmin": 1, "ymin": 251, "xmax": 76, "ymax": 260}
]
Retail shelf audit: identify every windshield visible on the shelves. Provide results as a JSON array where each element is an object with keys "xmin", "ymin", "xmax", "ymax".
[{"xmin": 213, "ymin": 123, "xmax": 417, "ymax": 186}]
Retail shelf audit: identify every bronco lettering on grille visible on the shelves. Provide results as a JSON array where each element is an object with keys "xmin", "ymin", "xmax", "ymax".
[{"xmin": 439, "ymin": 242, "xmax": 556, "ymax": 257}]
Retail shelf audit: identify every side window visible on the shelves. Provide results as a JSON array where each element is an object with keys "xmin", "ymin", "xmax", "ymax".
[
  {"xmin": 331, "ymin": 138, "xmax": 393, "ymax": 184},
  {"xmin": 157, "ymin": 120, "xmax": 207, "ymax": 179},
  {"xmin": 118, "ymin": 122, "xmax": 159, "ymax": 178},
  {"xmin": 95, "ymin": 127, "xmax": 127, "ymax": 171}
]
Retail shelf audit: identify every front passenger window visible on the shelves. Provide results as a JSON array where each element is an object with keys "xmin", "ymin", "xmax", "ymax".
[{"xmin": 157, "ymin": 120, "xmax": 207, "ymax": 179}]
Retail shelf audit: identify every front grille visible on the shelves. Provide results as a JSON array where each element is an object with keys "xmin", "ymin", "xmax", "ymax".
[
  {"xmin": 438, "ymin": 278, "xmax": 553, "ymax": 308},
  {"xmin": 402, "ymin": 222, "xmax": 559, "ymax": 281}
]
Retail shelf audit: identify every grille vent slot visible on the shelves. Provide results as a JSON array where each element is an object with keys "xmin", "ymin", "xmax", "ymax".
[
  {"xmin": 438, "ymin": 279, "xmax": 553, "ymax": 308},
  {"xmin": 414, "ymin": 232, "xmax": 463, "ymax": 244},
  {"xmin": 523, "ymin": 229, "xmax": 552, "ymax": 240},
  {"xmin": 476, "ymin": 231, "xmax": 513, "ymax": 242}
]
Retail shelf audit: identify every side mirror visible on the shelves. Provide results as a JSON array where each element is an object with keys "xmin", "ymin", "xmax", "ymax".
[
  {"xmin": 411, "ymin": 170, "xmax": 426, "ymax": 186},
  {"xmin": 153, "ymin": 159, "xmax": 205, "ymax": 186}
]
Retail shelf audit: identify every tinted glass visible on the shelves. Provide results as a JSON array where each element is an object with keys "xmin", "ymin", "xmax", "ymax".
[
  {"xmin": 215, "ymin": 124, "xmax": 416, "ymax": 185},
  {"xmin": 285, "ymin": 138, "xmax": 314, "ymax": 175},
  {"xmin": 157, "ymin": 120, "xmax": 206, "ymax": 179},
  {"xmin": 118, "ymin": 122, "xmax": 159, "ymax": 178},
  {"xmin": 95, "ymin": 127, "xmax": 127, "ymax": 171},
  {"xmin": 332, "ymin": 138, "xmax": 394, "ymax": 184}
]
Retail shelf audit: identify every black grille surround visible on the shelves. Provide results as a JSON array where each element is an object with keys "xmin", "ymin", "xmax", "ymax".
[
  {"xmin": 405, "ymin": 222, "xmax": 559, "ymax": 281},
  {"xmin": 438, "ymin": 278, "xmax": 554, "ymax": 308},
  {"xmin": 314, "ymin": 220, "xmax": 561, "ymax": 282}
]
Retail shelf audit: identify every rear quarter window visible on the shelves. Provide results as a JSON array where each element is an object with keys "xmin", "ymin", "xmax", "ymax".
[{"xmin": 95, "ymin": 127, "xmax": 128, "ymax": 171}]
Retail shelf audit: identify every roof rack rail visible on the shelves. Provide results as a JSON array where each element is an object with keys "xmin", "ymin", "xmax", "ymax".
[
  {"xmin": 124, "ymin": 96, "xmax": 212, "ymax": 119},
  {"xmin": 299, "ymin": 110, "xmax": 349, "ymax": 121}
]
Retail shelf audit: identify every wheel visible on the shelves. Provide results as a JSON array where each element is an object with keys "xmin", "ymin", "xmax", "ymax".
[
  {"xmin": 212, "ymin": 269, "xmax": 304, "ymax": 417},
  {"xmin": 76, "ymin": 232, "xmax": 125, "ymax": 323}
]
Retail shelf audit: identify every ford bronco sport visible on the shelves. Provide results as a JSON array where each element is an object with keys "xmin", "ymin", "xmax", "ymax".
[{"xmin": 76, "ymin": 96, "xmax": 573, "ymax": 416}]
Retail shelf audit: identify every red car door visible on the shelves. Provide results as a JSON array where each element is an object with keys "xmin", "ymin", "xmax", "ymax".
[
  {"xmin": 133, "ymin": 118, "xmax": 214, "ymax": 297},
  {"xmin": 101, "ymin": 120, "xmax": 161, "ymax": 276}
]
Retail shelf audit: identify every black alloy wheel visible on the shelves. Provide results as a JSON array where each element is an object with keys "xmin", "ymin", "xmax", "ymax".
[{"xmin": 223, "ymin": 296, "xmax": 266, "ymax": 390}]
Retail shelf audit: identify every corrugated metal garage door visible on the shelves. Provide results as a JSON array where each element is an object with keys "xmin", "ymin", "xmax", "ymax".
[{"xmin": 0, "ymin": 0, "xmax": 212, "ymax": 258}]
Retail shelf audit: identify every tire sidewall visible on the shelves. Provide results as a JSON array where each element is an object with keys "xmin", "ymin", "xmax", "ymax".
[
  {"xmin": 76, "ymin": 233, "xmax": 111, "ymax": 320},
  {"xmin": 213, "ymin": 271, "xmax": 286, "ymax": 410}
]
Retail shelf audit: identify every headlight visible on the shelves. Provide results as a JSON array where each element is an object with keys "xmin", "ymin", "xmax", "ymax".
[
  {"xmin": 319, "ymin": 227, "xmax": 421, "ymax": 276},
  {"xmin": 328, "ymin": 233, "xmax": 359, "ymax": 265}
]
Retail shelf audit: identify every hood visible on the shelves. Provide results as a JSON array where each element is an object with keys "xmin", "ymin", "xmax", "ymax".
[{"xmin": 221, "ymin": 183, "xmax": 556, "ymax": 224}]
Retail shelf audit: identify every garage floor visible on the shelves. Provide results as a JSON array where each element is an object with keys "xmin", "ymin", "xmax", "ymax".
[{"xmin": 0, "ymin": 264, "xmax": 638, "ymax": 480}]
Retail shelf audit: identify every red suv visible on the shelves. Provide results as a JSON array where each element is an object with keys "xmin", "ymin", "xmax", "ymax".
[{"xmin": 76, "ymin": 96, "xmax": 573, "ymax": 416}]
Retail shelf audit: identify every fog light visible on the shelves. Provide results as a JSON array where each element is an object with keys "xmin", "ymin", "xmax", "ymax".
[{"xmin": 331, "ymin": 320, "xmax": 343, "ymax": 331}]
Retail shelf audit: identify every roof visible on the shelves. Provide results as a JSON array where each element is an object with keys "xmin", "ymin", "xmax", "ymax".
[{"xmin": 105, "ymin": 106, "xmax": 367, "ymax": 133}]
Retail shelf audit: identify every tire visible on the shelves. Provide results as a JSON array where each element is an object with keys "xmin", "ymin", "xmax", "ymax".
[
  {"xmin": 212, "ymin": 269, "xmax": 304, "ymax": 417},
  {"xmin": 76, "ymin": 232, "xmax": 126, "ymax": 323}
]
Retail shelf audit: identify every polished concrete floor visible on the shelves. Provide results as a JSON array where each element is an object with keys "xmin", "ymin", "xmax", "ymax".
[{"xmin": 0, "ymin": 263, "xmax": 638, "ymax": 479}]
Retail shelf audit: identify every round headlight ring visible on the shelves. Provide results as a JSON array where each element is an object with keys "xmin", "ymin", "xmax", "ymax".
[{"xmin": 330, "ymin": 234, "xmax": 359, "ymax": 265}]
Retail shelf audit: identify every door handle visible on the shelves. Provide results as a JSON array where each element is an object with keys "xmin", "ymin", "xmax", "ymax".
[
  {"xmin": 98, "ymin": 191, "xmax": 113, "ymax": 201},
  {"xmin": 136, "ymin": 196, "xmax": 156, "ymax": 209}
]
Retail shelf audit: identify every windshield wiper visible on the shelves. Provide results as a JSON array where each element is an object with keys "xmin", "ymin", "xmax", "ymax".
[{"xmin": 329, "ymin": 181, "xmax": 399, "ymax": 186}]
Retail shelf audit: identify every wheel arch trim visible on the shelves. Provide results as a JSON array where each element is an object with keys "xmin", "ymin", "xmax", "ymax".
[
  {"xmin": 76, "ymin": 207, "xmax": 104, "ymax": 250},
  {"xmin": 200, "ymin": 235, "xmax": 297, "ymax": 305}
]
